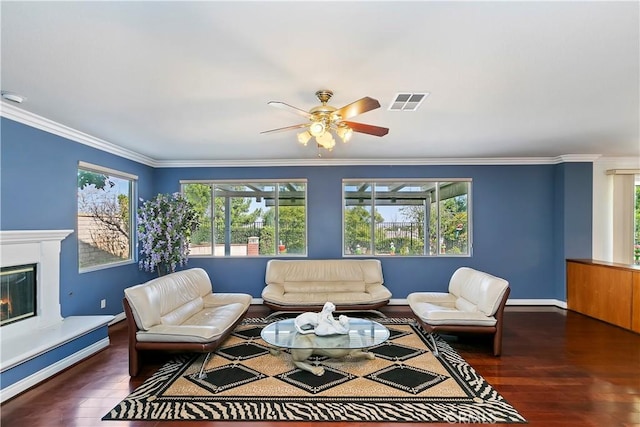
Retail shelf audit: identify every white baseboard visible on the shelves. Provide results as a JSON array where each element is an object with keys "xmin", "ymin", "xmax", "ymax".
[
  {"xmin": 507, "ymin": 299, "xmax": 567, "ymax": 308},
  {"xmin": 109, "ymin": 312, "xmax": 127, "ymax": 325},
  {"xmin": 0, "ymin": 337, "xmax": 110, "ymax": 403}
]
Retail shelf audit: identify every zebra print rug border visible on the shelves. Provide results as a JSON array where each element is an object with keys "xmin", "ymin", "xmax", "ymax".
[{"xmin": 103, "ymin": 318, "xmax": 526, "ymax": 423}]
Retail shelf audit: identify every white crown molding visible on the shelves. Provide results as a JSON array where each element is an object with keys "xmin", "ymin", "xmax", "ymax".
[
  {"xmin": 555, "ymin": 154, "xmax": 602, "ymax": 164},
  {"xmin": 2, "ymin": 101, "xmax": 601, "ymax": 168},
  {"xmin": 1, "ymin": 102, "xmax": 156, "ymax": 167},
  {"xmin": 153, "ymin": 155, "xmax": 602, "ymax": 168},
  {"xmin": 595, "ymin": 156, "xmax": 640, "ymax": 169}
]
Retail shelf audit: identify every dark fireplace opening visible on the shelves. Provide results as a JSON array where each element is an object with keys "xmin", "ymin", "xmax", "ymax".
[{"xmin": 1, "ymin": 263, "xmax": 37, "ymax": 327}]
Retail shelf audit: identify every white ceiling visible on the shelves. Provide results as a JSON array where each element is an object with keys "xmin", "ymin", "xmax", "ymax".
[{"xmin": 1, "ymin": 1, "xmax": 639, "ymax": 164}]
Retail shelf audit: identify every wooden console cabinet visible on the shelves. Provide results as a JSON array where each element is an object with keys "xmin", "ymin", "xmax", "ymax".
[{"xmin": 567, "ymin": 259, "xmax": 640, "ymax": 333}]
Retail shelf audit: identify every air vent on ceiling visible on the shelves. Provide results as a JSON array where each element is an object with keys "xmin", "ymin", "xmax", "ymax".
[{"xmin": 389, "ymin": 92, "xmax": 429, "ymax": 111}]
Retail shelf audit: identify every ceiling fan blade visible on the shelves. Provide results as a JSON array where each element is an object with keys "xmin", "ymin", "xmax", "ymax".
[
  {"xmin": 267, "ymin": 101, "xmax": 312, "ymax": 118},
  {"xmin": 260, "ymin": 123, "xmax": 309, "ymax": 134},
  {"xmin": 344, "ymin": 121, "xmax": 389, "ymax": 137},
  {"xmin": 334, "ymin": 97, "xmax": 381, "ymax": 120}
]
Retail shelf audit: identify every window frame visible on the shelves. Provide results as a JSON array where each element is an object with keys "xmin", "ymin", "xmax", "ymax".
[
  {"xmin": 180, "ymin": 179, "xmax": 308, "ymax": 257},
  {"xmin": 634, "ymin": 174, "xmax": 640, "ymax": 265},
  {"xmin": 77, "ymin": 161, "xmax": 137, "ymax": 273},
  {"xmin": 342, "ymin": 178, "xmax": 472, "ymax": 257}
]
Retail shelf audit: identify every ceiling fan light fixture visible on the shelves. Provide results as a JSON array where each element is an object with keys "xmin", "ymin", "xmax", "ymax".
[
  {"xmin": 297, "ymin": 130, "xmax": 312, "ymax": 146},
  {"xmin": 316, "ymin": 131, "xmax": 335, "ymax": 150},
  {"xmin": 262, "ymin": 89, "xmax": 389, "ymax": 155},
  {"xmin": 309, "ymin": 120, "xmax": 325, "ymax": 137}
]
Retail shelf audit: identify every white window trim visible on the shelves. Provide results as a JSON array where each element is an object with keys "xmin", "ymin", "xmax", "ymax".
[
  {"xmin": 180, "ymin": 179, "xmax": 308, "ymax": 257},
  {"xmin": 77, "ymin": 162, "xmax": 137, "ymax": 273},
  {"xmin": 78, "ymin": 161, "xmax": 138, "ymax": 181},
  {"xmin": 607, "ymin": 169, "xmax": 638, "ymax": 264},
  {"xmin": 342, "ymin": 178, "xmax": 472, "ymax": 257}
]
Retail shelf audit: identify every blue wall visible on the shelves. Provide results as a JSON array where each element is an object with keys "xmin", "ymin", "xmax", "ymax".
[
  {"xmin": 553, "ymin": 162, "xmax": 593, "ymax": 300},
  {"xmin": 155, "ymin": 162, "xmax": 592, "ymax": 300},
  {"xmin": 1, "ymin": 117, "xmax": 593, "ymax": 310},
  {"xmin": 1, "ymin": 118, "xmax": 155, "ymax": 316}
]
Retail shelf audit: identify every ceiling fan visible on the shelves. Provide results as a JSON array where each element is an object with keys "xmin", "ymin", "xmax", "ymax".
[{"xmin": 261, "ymin": 90, "xmax": 389, "ymax": 152}]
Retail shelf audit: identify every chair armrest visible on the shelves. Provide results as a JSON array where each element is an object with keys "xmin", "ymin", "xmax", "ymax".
[
  {"xmin": 366, "ymin": 284, "xmax": 392, "ymax": 302},
  {"xmin": 407, "ymin": 292, "xmax": 457, "ymax": 306},
  {"xmin": 203, "ymin": 293, "xmax": 252, "ymax": 308},
  {"xmin": 261, "ymin": 284, "xmax": 285, "ymax": 301}
]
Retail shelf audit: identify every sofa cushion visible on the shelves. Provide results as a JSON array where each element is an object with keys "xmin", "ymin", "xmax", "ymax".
[
  {"xmin": 124, "ymin": 268, "xmax": 213, "ymax": 331},
  {"xmin": 454, "ymin": 296, "xmax": 478, "ymax": 313},
  {"xmin": 137, "ymin": 302, "xmax": 248, "ymax": 343},
  {"xmin": 283, "ymin": 281, "xmax": 366, "ymax": 294},
  {"xmin": 161, "ymin": 297, "xmax": 204, "ymax": 326},
  {"xmin": 271, "ymin": 291, "xmax": 373, "ymax": 305},
  {"xmin": 449, "ymin": 267, "xmax": 509, "ymax": 316},
  {"xmin": 266, "ymin": 259, "xmax": 383, "ymax": 285},
  {"xmin": 411, "ymin": 302, "xmax": 498, "ymax": 326}
]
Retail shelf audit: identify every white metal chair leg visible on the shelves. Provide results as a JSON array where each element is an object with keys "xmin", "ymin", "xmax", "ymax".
[
  {"xmin": 197, "ymin": 352, "xmax": 213, "ymax": 379},
  {"xmin": 428, "ymin": 333, "xmax": 440, "ymax": 357}
]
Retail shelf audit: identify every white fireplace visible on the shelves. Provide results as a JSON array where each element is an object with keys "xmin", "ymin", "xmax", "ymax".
[
  {"xmin": 0, "ymin": 230, "xmax": 72, "ymax": 340},
  {"xmin": 0, "ymin": 229, "xmax": 113, "ymax": 403}
]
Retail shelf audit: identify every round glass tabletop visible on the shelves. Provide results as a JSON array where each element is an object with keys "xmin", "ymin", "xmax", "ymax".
[{"xmin": 260, "ymin": 317, "xmax": 390, "ymax": 350}]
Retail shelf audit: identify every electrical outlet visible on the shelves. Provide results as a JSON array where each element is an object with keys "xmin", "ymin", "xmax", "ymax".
[{"xmin": 100, "ymin": 299, "xmax": 106, "ymax": 309}]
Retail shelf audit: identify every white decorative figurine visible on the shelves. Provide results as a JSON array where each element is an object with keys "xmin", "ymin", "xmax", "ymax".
[{"xmin": 294, "ymin": 301, "xmax": 350, "ymax": 336}]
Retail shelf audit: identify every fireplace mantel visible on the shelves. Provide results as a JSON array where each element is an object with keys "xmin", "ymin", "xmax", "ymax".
[
  {"xmin": 0, "ymin": 229, "xmax": 75, "ymax": 245},
  {"xmin": 0, "ymin": 229, "xmax": 73, "ymax": 337}
]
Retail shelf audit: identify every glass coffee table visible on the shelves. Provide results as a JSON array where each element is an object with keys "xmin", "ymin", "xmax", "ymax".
[{"xmin": 260, "ymin": 317, "xmax": 390, "ymax": 376}]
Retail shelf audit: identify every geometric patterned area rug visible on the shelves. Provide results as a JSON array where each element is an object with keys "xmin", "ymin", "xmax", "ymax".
[{"xmin": 103, "ymin": 318, "xmax": 526, "ymax": 423}]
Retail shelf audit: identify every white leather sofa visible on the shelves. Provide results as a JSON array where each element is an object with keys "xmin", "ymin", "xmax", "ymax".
[
  {"xmin": 262, "ymin": 259, "xmax": 392, "ymax": 312},
  {"xmin": 123, "ymin": 268, "xmax": 251, "ymax": 376},
  {"xmin": 407, "ymin": 267, "xmax": 510, "ymax": 356}
]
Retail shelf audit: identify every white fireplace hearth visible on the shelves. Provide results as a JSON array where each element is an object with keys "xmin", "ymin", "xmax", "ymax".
[{"xmin": 0, "ymin": 230, "xmax": 113, "ymax": 402}]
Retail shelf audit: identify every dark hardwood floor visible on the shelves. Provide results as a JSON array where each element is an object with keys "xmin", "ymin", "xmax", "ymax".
[{"xmin": 2, "ymin": 305, "xmax": 639, "ymax": 427}]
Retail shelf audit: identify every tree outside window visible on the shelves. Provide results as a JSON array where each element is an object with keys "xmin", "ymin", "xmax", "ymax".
[
  {"xmin": 343, "ymin": 180, "xmax": 471, "ymax": 257},
  {"xmin": 182, "ymin": 181, "xmax": 307, "ymax": 257},
  {"xmin": 77, "ymin": 164, "xmax": 135, "ymax": 271}
]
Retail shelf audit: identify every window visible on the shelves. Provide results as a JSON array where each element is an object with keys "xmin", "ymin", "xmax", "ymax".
[
  {"xmin": 635, "ymin": 174, "xmax": 640, "ymax": 265},
  {"xmin": 182, "ymin": 180, "xmax": 307, "ymax": 257},
  {"xmin": 609, "ymin": 169, "xmax": 639, "ymax": 264},
  {"xmin": 343, "ymin": 179, "xmax": 471, "ymax": 256},
  {"xmin": 77, "ymin": 162, "xmax": 136, "ymax": 271}
]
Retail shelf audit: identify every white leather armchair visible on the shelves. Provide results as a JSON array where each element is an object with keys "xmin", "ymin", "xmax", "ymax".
[{"xmin": 407, "ymin": 267, "xmax": 510, "ymax": 356}]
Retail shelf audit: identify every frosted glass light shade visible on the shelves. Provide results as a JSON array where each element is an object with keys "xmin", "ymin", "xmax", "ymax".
[
  {"xmin": 337, "ymin": 126, "xmax": 353, "ymax": 143},
  {"xmin": 297, "ymin": 131, "xmax": 312, "ymax": 145},
  {"xmin": 316, "ymin": 131, "xmax": 335, "ymax": 150},
  {"xmin": 309, "ymin": 121, "xmax": 325, "ymax": 137}
]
